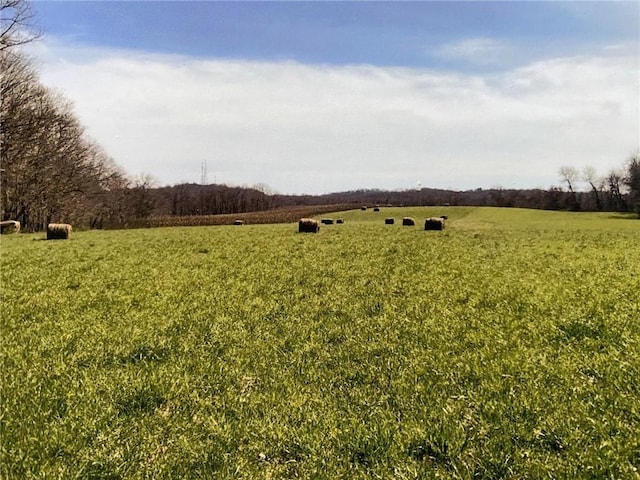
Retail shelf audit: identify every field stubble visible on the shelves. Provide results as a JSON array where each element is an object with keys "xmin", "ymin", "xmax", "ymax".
[{"xmin": 1, "ymin": 207, "xmax": 639, "ymax": 478}]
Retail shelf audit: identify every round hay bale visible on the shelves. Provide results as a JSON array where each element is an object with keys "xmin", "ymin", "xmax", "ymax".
[
  {"xmin": 425, "ymin": 217, "xmax": 445, "ymax": 230},
  {"xmin": 321, "ymin": 218, "xmax": 334, "ymax": 225},
  {"xmin": 440, "ymin": 215, "xmax": 448, "ymax": 220},
  {"xmin": 234, "ymin": 219, "xmax": 245, "ymax": 225},
  {"xmin": 46, "ymin": 223, "xmax": 72, "ymax": 240},
  {"xmin": 0, "ymin": 220, "xmax": 20, "ymax": 234},
  {"xmin": 336, "ymin": 219, "xmax": 344, "ymax": 224},
  {"xmin": 298, "ymin": 218, "xmax": 319, "ymax": 233},
  {"xmin": 402, "ymin": 217, "xmax": 415, "ymax": 226},
  {"xmin": 385, "ymin": 218, "xmax": 394, "ymax": 225},
  {"xmin": 361, "ymin": 206, "xmax": 367, "ymax": 211},
  {"xmin": 373, "ymin": 207, "xmax": 380, "ymax": 212}
]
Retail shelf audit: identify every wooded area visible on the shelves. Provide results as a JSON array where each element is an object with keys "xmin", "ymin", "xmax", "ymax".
[{"xmin": 122, "ymin": 179, "xmax": 639, "ymax": 229}]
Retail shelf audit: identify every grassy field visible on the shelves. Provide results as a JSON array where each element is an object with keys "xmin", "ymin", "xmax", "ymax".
[{"xmin": 1, "ymin": 207, "xmax": 639, "ymax": 479}]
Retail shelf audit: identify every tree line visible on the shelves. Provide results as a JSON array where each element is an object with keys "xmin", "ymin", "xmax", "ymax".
[
  {"xmin": 1, "ymin": 0, "xmax": 638, "ymax": 232},
  {"xmin": 132, "ymin": 166, "xmax": 639, "ymax": 224},
  {"xmin": 1, "ymin": 0, "xmax": 134, "ymax": 231},
  {"xmin": 558, "ymin": 161, "xmax": 640, "ymax": 215}
]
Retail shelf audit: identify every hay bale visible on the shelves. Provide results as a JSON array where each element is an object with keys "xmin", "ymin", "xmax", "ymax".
[
  {"xmin": 336, "ymin": 219, "xmax": 344, "ymax": 224},
  {"xmin": 234, "ymin": 219, "xmax": 245, "ymax": 225},
  {"xmin": 425, "ymin": 217, "xmax": 445, "ymax": 230},
  {"xmin": 298, "ymin": 218, "xmax": 319, "ymax": 233},
  {"xmin": 46, "ymin": 223, "xmax": 72, "ymax": 240},
  {"xmin": 385, "ymin": 218, "xmax": 394, "ymax": 225},
  {"xmin": 0, "ymin": 220, "xmax": 20, "ymax": 234},
  {"xmin": 402, "ymin": 217, "xmax": 415, "ymax": 226},
  {"xmin": 373, "ymin": 207, "xmax": 380, "ymax": 212},
  {"xmin": 440, "ymin": 215, "xmax": 448, "ymax": 220},
  {"xmin": 361, "ymin": 206, "xmax": 367, "ymax": 211},
  {"xmin": 321, "ymin": 218, "xmax": 334, "ymax": 225}
]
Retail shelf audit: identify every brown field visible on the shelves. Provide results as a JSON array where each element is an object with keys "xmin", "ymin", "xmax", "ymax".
[{"xmin": 105, "ymin": 204, "xmax": 356, "ymax": 229}]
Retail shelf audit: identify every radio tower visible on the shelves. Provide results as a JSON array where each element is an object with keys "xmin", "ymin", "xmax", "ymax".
[{"xmin": 200, "ymin": 160, "xmax": 208, "ymax": 185}]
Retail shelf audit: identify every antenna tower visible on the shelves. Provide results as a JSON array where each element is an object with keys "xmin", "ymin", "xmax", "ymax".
[{"xmin": 200, "ymin": 160, "xmax": 208, "ymax": 185}]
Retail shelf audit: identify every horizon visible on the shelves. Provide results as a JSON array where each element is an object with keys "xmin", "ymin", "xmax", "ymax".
[
  {"xmin": 27, "ymin": 1, "xmax": 640, "ymax": 195},
  {"xmin": 150, "ymin": 180, "xmax": 572, "ymax": 197}
]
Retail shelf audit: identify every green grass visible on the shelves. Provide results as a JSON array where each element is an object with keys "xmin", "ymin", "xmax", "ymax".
[{"xmin": 1, "ymin": 207, "xmax": 639, "ymax": 478}]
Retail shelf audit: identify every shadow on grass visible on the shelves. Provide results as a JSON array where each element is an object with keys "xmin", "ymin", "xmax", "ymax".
[
  {"xmin": 606, "ymin": 213, "xmax": 639, "ymax": 220},
  {"xmin": 116, "ymin": 386, "xmax": 166, "ymax": 416}
]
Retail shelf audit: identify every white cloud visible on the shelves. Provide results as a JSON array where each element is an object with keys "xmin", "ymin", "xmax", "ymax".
[
  {"xmin": 435, "ymin": 37, "xmax": 513, "ymax": 65},
  {"xmin": 28, "ymin": 38, "xmax": 639, "ymax": 194}
]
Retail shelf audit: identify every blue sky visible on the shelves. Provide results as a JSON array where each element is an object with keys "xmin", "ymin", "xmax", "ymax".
[
  {"xmin": 28, "ymin": 1, "xmax": 640, "ymax": 194},
  {"xmin": 34, "ymin": 2, "xmax": 637, "ymax": 69}
]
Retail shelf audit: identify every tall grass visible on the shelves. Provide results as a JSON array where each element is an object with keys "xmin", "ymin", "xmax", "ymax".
[{"xmin": 1, "ymin": 207, "xmax": 639, "ymax": 478}]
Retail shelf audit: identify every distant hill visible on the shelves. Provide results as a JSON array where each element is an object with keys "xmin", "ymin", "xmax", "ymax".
[{"xmin": 141, "ymin": 183, "xmax": 625, "ymax": 219}]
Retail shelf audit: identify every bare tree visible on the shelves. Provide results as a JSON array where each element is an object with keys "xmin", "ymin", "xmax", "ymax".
[
  {"xmin": 1, "ymin": 49, "xmax": 129, "ymax": 229},
  {"xmin": 0, "ymin": 0, "xmax": 41, "ymax": 51},
  {"xmin": 624, "ymin": 152, "xmax": 640, "ymax": 217},
  {"xmin": 125, "ymin": 173, "xmax": 157, "ymax": 219},
  {"xmin": 582, "ymin": 165, "xmax": 603, "ymax": 211},
  {"xmin": 85, "ymin": 145, "xmax": 129, "ymax": 228},
  {"xmin": 558, "ymin": 166, "xmax": 580, "ymax": 210},
  {"xmin": 606, "ymin": 168, "xmax": 627, "ymax": 212},
  {"xmin": 558, "ymin": 166, "xmax": 579, "ymax": 193}
]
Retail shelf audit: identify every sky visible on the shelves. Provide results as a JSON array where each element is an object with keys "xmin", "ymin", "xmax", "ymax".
[{"xmin": 25, "ymin": 1, "xmax": 640, "ymax": 194}]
